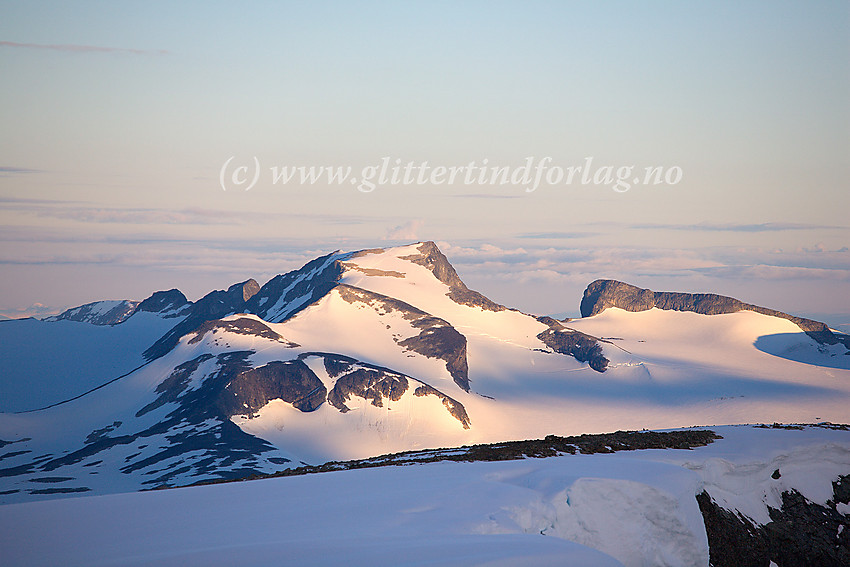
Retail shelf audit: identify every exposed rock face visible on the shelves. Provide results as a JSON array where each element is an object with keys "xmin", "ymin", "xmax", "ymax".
[
  {"xmin": 220, "ymin": 360, "xmax": 327, "ymax": 415},
  {"xmin": 46, "ymin": 300, "xmax": 140, "ymax": 326},
  {"xmin": 400, "ymin": 241, "xmax": 506, "ymax": 312},
  {"xmin": 328, "ymin": 368, "xmax": 408, "ymax": 412},
  {"xmin": 136, "ymin": 345, "xmax": 471, "ymax": 430},
  {"xmin": 193, "ymin": 430, "xmax": 718, "ymax": 484},
  {"xmin": 322, "ymin": 353, "xmax": 357, "ymax": 378},
  {"xmin": 581, "ymin": 279, "xmax": 845, "ymax": 346},
  {"xmin": 400, "ymin": 325, "xmax": 470, "ymax": 391},
  {"xmin": 47, "ymin": 289, "xmax": 190, "ymax": 328},
  {"xmin": 336, "ymin": 284, "xmax": 471, "ymax": 391},
  {"xmin": 184, "ymin": 279, "xmax": 260, "ymax": 321},
  {"xmin": 697, "ymin": 475, "xmax": 850, "ymax": 567},
  {"xmin": 536, "ymin": 316, "xmax": 609, "ymax": 372},
  {"xmin": 136, "ymin": 354, "xmax": 215, "ymax": 418},
  {"xmin": 235, "ymin": 279, "xmax": 260, "ymax": 302},
  {"xmin": 341, "ymin": 262, "xmax": 405, "ymax": 278}
]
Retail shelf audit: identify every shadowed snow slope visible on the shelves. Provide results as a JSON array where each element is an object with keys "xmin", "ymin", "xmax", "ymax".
[{"xmin": 0, "ymin": 311, "xmax": 185, "ymax": 413}]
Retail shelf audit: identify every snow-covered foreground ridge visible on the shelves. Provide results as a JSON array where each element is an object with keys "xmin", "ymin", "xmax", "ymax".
[
  {"xmin": 1, "ymin": 241, "xmax": 849, "ymax": 506},
  {"xmin": 1, "ymin": 425, "xmax": 848, "ymax": 567}
]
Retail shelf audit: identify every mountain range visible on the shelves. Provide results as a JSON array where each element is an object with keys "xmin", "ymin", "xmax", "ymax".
[
  {"xmin": 2, "ymin": 241, "xmax": 850, "ymax": 565},
  {"xmin": 1, "ymin": 241, "xmax": 849, "ymax": 504}
]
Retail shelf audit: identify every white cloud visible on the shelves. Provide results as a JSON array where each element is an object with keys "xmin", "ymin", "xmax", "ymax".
[
  {"xmin": 384, "ymin": 220, "xmax": 424, "ymax": 241},
  {"xmin": 0, "ymin": 302, "xmax": 61, "ymax": 320}
]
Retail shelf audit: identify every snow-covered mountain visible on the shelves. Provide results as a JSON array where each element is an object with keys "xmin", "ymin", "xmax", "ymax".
[
  {"xmin": 1, "ymin": 241, "xmax": 849, "ymax": 503},
  {"xmin": 1, "ymin": 241, "xmax": 849, "ymax": 565},
  {"xmin": 44, "ymin": 299, "xmax": 140, "ymax": 326}
]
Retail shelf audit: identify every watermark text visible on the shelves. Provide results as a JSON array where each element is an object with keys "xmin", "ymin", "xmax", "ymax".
[{"xmin": 219, "ymin": 156, "xmax": 682, "ymax": 193}]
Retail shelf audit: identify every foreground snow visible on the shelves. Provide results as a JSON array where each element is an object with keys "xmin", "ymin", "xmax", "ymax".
[{"xmin": 2, "ymin": 425, "xmax": 847, "ymax": 567}]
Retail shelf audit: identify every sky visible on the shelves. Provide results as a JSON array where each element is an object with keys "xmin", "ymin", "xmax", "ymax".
[{"xmin": 1, "ymin": 1, "xmax": 848, "ymax": 327}]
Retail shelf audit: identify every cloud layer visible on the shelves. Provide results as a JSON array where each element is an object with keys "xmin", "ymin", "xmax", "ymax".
[{"xmin": 0, "ymin": 41, "xmax": 168, "ymax": 56}]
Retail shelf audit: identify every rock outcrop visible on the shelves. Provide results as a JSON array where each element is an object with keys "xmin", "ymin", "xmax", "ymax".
[
  {"xmin": 697, "ymin": 475, "xmax": 850, "ymax": 567},
  {"xmin": 220, "ymin": 360, "xmax": 327, "ymax": 415},
  {"xmin": 536, "ymin": 316, "xmax": 609, "ymax": 372}
]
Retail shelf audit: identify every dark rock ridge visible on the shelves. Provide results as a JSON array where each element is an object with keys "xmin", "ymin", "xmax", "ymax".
[
  {"xmin": 191, "ymin": 429, "xmax": 720, "ymax": 484},
  {"xmin": 143, "ymin": 279, "xmax": 262, "ymax": 360},
  {"xmin": 697, "ymin": 474, "xmax": 850, "ymax": 567},
  {"xmin": 47, "ymin": 289, "xmax": 191, "ymax": 326},
  {"xmin": 237, "ymin": 279, "xmax": 261, "ymax": 302},
  {"xmin": 340, "ymin": 261, "xmax": 405, "ymax": 278},
  {"xmin": 136, "ymin": 346, "xmax": 470, "ymax": 430},
  {"xmin": 398, "ymin": 241, "xmax": 506, "ymax": 312},
  {"xmin": 336, "ymin": 284, "xmax": 471, "ymax": 391},
  {"xmin": 187, "ymin": 317, "xmax": 299, "ymax": 347},
  {"xmin": 536, "ymin": 316, "xmax": 609, "ymax": 372},
  {"xmin": 245, "ymin": 252, "xmax": 344, "ymax": 323},
  {"xmin": 412, "ymin": 383, "xmax": 471, "ymax": 429},
  {"xmin": 136, "ymin": 355, "xmax": 215, "ymax": 418},
  {"xmin": 400, "ymin": 325, "xmax": 469, "ymax": 391},
  {"xmin": 322, "ymin": 353, "xmax": 358, "ymax": 378},
  {"xmin": 581, "ymin": 279, "xmax": 847, "ymax": 347}
]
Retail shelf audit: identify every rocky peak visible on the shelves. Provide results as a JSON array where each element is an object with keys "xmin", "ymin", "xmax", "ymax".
[
  {"xmin": 402, "ymin": 241, "xmax": 466, "ymax": 289},
  {"xmin": 228, "ymin": 279, "xmax": 260, "ymax": 303},
  {"xmin": 580, "ymin": 279, "xmax": 844, "ymax": 346},
  {"xmin": 135, "ymin": 289, "xmax": 190, "ymax": 315},
  {"xmin": 399, "ymin": 241, "xmax": 506, "ymax": 312}
]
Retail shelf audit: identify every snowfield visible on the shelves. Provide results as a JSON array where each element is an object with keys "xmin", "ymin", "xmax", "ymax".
[{"xmin": 1, "ymin": 425, "xmax": 848, "ymax": 567}]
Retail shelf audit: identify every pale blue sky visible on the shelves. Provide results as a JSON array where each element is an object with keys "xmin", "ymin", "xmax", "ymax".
[{"xmin": 1, "ymin": 1, "xmax": 848, "ymax": 325}]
